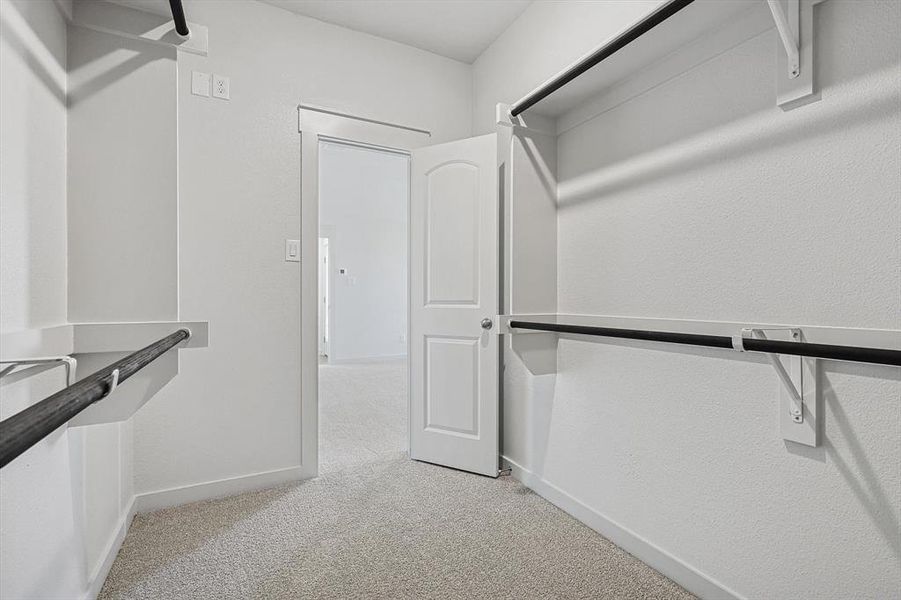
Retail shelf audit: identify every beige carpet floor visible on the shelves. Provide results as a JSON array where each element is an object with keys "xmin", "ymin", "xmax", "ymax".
[
  {"xmin": 318, "ymin": 358, "xmax": 409, "ymax": 474},
  {"xmin": 99, "ymin": 359, "xmax": 694, "ymax": 599}
]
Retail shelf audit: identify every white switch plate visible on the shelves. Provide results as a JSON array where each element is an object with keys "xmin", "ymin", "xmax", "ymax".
[
  {"xmin": 212, "ymin": 74, "xmax": 230, "ymax": 100},
  {"xmin": 191, "ymin": 71, "xmax": 210, "ymax": 97},
  {"xmin": 285, "ymin": 239, "xmax": 300, "ymax": 262}
]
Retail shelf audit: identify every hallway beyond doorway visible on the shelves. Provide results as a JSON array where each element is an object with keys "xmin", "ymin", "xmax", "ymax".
[{"xmin": 319, "ymin": 358, "xmax": 407, "ymax": 474}]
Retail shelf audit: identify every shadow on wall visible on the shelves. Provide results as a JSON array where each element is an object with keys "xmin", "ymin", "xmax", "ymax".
[
  {"xmin": 556, "ymin": 0, "xmax": 901, "ymax": 209},
  {"xmin": 2, "ymin": 0, "xmax": 175, "ymax": 109},
  {"xmin": 820, "ymin": 364, "xmax": 901, "ymax": 563},
  {"xmin": 556, "ymin": 61, "xmax": 899, "ymax": 209},
  {"xmin": 67, "ymin": 27, "xmax": 174, "ymax": 108},
  {"xmin": 0, "ymin": 0, "xmax": 69, "ymax": 330},
  {"xmin": 1, "ymin": 0, "xmax": 66, "ymax": 104}
]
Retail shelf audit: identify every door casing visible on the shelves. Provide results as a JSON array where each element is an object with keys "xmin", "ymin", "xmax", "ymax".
[{"xmin": 298, "ymin": 106, "xmax": 431, "ymax": 478}]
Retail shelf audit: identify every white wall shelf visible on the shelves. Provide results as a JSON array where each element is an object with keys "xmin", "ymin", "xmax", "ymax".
[
  {"xmin": 499, "ymin": 313, "xmax": 900, "ymax": 447},
  {"xmin": 515, "ymin": 0, "xmax": 760, "ymax": 120},
  {"xmin": 514, "ymin": 0, "xmax": 825, "ymax": 132},
  {"xmin": 0, "ymin": 321, "xmax": 209, "ymax": 426}
]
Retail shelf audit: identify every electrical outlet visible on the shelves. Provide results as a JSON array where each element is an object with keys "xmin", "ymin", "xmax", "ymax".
[
  {"xmin": 212, "ymin": 74, "xmax": 230, "ymax": 100},
  {"xmin": 191, "ymin": 71, "xmax": 210, "ymax": 97}
]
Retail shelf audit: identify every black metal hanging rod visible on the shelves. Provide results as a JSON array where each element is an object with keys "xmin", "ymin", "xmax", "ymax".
[
  {"xmin": 509, "ymin": 0, "xmax": 695, "ymax": 117},
  {"xmin": 508, "ymin": 321, "xmax": 901, "ymax": 367},
  {"xmin": 168, "ymin": 0, "xmax": 190, "ymax": 38},
  {"xmin": 0, "ymin": 329, "xmax": 191, "ymax": 469}
]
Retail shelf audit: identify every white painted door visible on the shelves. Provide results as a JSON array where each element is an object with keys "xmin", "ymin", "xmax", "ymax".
[{"xmin": 410, "ymin": 133, "xmax": 499, "ymax": 477}]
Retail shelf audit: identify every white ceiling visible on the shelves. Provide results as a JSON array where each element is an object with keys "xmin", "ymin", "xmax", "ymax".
[
  {"xmin": 102, "ymin": 0, "xmax": 531, "ymax": 63},
  {"xmin": 260, "ymin": 0, "xmax": 532, "ymax": 63}
]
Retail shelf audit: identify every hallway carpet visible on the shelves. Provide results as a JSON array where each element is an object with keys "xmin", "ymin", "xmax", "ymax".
[
  {"xmin": 318, "ymin": 358, "xmax": 409, "ymax": 474},
  {"xmin": 99, "ymin": 360, "xmax": 694, "ymax": 599}
]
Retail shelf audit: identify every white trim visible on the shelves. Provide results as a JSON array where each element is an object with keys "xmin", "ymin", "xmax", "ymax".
[
  {"xmin": 318, "ymin": 135, "xmax": 412, "ymax": 158},
  {"xmin": 501, "ymin": 456, "xmax": 744, "ymax": 600},
  {"xmin": 298, "ymin": 103, "xmax": 430, "ymax": 136},
  {"xmin": 134, "ymin": 466, "xmax": 305, "ymax": 513},
  {"xmin": 83, "ymin": 496, "xmax": 136, "ymax": 600},
  {"xmin": 299, "ymin": 106, "xmax": 429, "ymax": 481}
]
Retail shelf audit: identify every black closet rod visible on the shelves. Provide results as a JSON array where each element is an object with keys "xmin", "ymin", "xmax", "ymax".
[
  {"xmin": 0, "ymin": 329, "xmax": 191, "ymax": 469},
  {"xmin": 168, "ymin": 0, "xmax": 190, "ymax": 38},
  {"xmin": 508, "ymin": 321, "xmax": 901, "ymax": 367},
  {"xmin": 510, "ymin": 0, "xmax": 695, "ymax": 117}
]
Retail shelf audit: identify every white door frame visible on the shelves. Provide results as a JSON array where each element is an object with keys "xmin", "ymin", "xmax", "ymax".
[
  {"xmin": 317, "ymin": 236, "xmax": 330, "ymax": 359},
  {"xmin": 298, "ymin": 104, "xmax": 431, "ymax": 478}
]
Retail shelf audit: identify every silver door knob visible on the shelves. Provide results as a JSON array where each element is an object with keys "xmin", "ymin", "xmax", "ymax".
[{"xmin": 480, "ymin": 318, "xmax": 493, "ymax": 330}]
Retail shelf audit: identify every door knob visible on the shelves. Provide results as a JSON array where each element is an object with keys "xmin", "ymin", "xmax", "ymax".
[{"xmin": 480, "ymin": 318, "xmax": 493, "ymax": 330}]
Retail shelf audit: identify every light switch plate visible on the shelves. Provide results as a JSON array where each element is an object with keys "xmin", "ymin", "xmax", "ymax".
[
  {"xmin": 191, "ymin": 71, "xmax": 210, "ymax": 97},
  {"xmin": 285, "ymin": 239, "xmax": 300, "ymax": 262},
  {"xmin": 212, "ymin": 74, "xmax": 230, "ymax": 100}
]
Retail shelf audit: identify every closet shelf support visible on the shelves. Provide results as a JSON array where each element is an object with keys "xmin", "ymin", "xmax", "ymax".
[
  {"xmin": 733, "ymin": 328, "xmax": 808, "ymax": 425},
  {"xmin": 767, "ymin": 0, "xmax": 800, "ymax": 79}
]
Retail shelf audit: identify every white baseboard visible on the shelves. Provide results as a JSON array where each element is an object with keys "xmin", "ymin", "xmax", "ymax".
[
  {"xmin": 501, "ymin": 456, "xmax": 744, "ymax": 600},
  {"xmin": 134, "ymin": 465, "xmax": 306, "ymax": 513},
  {"xmin": 84, "ymin": 496, "xmax": 136, "ymax": 600}
]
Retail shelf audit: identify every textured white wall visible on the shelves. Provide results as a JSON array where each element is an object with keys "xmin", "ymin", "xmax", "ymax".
[
  {"xmin": 503, "ymin": 1, "xmax": 900, "ymax": 598},
  {"xmin": 471, "ymin": 0, "xmax": 665, "ymax": 135},
  {"xmin": 0, "ymin": 0, "xmax": 68, "ymax": 332},
  {"xmin": 0, "ymin": 1, "xmax": 83, "ymax": 597},
  {"xmin": 67, "ymin": 20, "xmax": 177, "ymax": 586},
  {"xmin": 67, "ymin": 25, "xmax": 178, "ymax": 322},
  {"xmin": 1, "ymin": 4, "xmax": 175, "ymax": 595},
  {"xmin": 319, "ymin": 141, "xmax": 409, "ymax": 362},
  {"xmin": 133, "ymin": 0, "xmax": 472, "ymax": 494}
]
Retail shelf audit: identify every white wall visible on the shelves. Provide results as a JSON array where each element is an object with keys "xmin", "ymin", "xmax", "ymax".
[
  {"xmin": 133, "ymin": 0, "xmax": 472, "ymax": 496},
  {"xmin": 67, "ymin": 25, "xmax": 178, "ymax": 322},
  {"xmin": 0, "ymin": 0, "xmax": 68, "ymax": 332},
  {"xmin": 471, "ymin": 0, "xmax": 665, "ymax": 135},
  {"xmin": 491, "ymin": 1, "xmax": 901, "ymax": 598},
  {"xmin": 1, "ymin": 2, "xmax": 180, "ymax": 595},
  {"xmin": 67, "ymin": 18, "xmax": 177, "ymax": 588},
  {"xmin": 0, "ymin": 1, "xmax": 83, "ymax": 597},
  {"xmin": 319, "ymin": 141, "xmax": 409, "ymax": 362}
]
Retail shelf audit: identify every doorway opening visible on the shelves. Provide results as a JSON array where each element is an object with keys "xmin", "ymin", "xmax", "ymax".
[{"xmin": 317, "ymin": 137, "xmax": 410, "ymax": 474}]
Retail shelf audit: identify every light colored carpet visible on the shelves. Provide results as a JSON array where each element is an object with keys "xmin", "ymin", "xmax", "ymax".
[
  {"xmin": 99, "ymin": 360, "xmax": 694, "ymax": 599},
  {"xmin": 318, "ymin": 358, "xmax": 408, "ymax": 474}
]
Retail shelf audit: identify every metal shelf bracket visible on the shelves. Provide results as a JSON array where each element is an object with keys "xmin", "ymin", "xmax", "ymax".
[
  {"xmin": 767, "ymin": 0, "xmax": 800, "ymax": 79},
  {"xmin": 734, "ymin": 327, "xmax": 820, "ymax": 446}
]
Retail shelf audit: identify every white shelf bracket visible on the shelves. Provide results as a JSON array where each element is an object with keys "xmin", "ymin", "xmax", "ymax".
[
  {"xmin": 733, "ymin": 327, "xmax": 820, "ymax": 447},
  {"xmin": 768, "ymin": 0, "xmax": 821, "ymax": 111},
  {"xmin": 767, "ymin": 0, "xmax": 800, "ymax": 79},
  {"xmin": 0, "ymin": 356, "xmax": 77, "ymax": 387}
]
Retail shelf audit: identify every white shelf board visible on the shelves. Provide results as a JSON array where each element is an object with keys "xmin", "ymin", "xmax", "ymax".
[
  {"xmin": 0, "ymin": 321, "xmax": 208, "ymax": 358},
  {"xmin": 71, "ymin": 321, "xmax": 208, "ymax": 352},
  {"xmin": 1, "ymin": 321, "xmax": 209, "ymax": 427},
  {"xmin": 520, "ymin": 0, "xmax": 760, "ymax": 120}
]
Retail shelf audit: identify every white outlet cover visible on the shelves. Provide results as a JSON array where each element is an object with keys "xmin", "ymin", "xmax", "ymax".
[
  {"xmin": 285, "ymin": 239, "xmax": 300, "ymax": 262},
  {"xmin": 212, "ymin": 74, "xmax": 230, "ymax": 100},
  {"xmin": 191, "ymin": 71, "xmax": 210, "ymax": 97}
]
